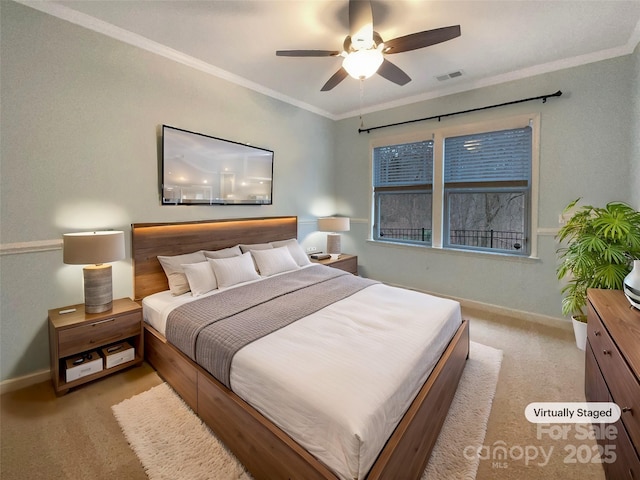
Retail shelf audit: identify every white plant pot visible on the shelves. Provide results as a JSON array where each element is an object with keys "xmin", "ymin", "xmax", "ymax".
[{"xmin": 572, "ymin": 316, "xmax": 587, "ymax": 351}]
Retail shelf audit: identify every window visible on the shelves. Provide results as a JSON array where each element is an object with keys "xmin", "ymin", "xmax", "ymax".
[
  {"xmin": 443, "ymin": 127, "xmax": 531, "ymax": 253},
  {"xmin": 372, "ymin": 115, "xmax": 538, "ymax": 256},
  {"xmin": 373, "ymin": 140, "xmax": 433, "ymax": 245}
]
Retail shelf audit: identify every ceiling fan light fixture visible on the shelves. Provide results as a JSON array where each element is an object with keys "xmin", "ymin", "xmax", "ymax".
[
  {"xmin": 351, "ymin": 23, "xmax": 374, "ymax": 50},
  {"xmin": 342, "ymin": 48, "xmax": 384, "ymax": 80}
]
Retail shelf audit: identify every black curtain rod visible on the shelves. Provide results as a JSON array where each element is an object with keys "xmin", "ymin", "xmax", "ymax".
[{"xmin": 358, "ymin": 90, "xmax": 563, "ymax": 134}]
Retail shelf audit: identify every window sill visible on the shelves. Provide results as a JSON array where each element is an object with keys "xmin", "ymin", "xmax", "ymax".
[{"xmin": 366, "ymin": 239, "xmax": 540, "ymax": 262}]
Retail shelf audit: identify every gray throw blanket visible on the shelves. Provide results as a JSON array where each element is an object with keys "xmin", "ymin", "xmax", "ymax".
[{"xmin": 166, "ymin": 265, "xmax": 378, "ymax": 388}]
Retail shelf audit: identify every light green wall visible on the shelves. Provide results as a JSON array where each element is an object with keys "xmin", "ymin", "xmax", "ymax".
[
  {"xmin": 334, "ymin": 55, "xmax": 635, "ymax": 319},
  {"xmin": 0, "ymin": 1, "xmax": 335, "ymax": 382},
  {"xmin": 631, "ymin": 42, "xmax": 640, "ymax": 209},
  {"xmin": 1, "ymin": 0, "xmax": 638, "ymax": 384}
]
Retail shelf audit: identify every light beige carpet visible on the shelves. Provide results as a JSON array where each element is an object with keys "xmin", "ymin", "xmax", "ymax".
[{"xmin": 112, "ymin": 341, "xmax": 502, "ymax": 480}]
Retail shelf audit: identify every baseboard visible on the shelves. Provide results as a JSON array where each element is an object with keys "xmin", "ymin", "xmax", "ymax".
[
  {"xmin": 1, "ymin": 369, "xmax": 50, "ymax": 395},
  {"xmin": 456, "ymin": 297, "xmax": 572, "ymax": 331},
  {"xmin": 386, "ymin": 282, "xmax": 572, "ymax": 331}
]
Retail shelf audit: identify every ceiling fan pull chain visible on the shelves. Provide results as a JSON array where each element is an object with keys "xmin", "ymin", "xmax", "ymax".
[{"xmin": 359, "ymin": 78, "xmax": 365, "ymax": 129}]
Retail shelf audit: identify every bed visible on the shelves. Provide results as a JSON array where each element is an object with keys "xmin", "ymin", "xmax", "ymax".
[{"xmin": 132, "ymin": 216, "xmax": 469, "ymax": 480}]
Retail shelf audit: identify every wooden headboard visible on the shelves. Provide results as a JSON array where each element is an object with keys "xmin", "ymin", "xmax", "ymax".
[{"xmin": 131, "ymin": 216, "xmax": 298, "ymax": 301}]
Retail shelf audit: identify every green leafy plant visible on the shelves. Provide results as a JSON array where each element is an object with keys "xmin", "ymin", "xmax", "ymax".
[{"xmin": 556, "ymin": 199, "xmax": 640, "ymax": 321}]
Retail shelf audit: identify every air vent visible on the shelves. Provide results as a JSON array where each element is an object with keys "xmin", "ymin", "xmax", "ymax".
[{"xmin": 436, "ymin": 70, "xmax": 463, "ymax": 81}]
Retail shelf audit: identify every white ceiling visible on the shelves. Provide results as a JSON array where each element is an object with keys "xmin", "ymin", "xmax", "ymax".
[{"xmin": 20, "ymin": 0, "xmax": 640, "ymax": 120}]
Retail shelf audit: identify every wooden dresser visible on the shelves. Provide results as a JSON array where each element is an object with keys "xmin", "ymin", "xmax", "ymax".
[{"xmin": 586, "ymin": 289, "xmax": 640, "ymax": 479}]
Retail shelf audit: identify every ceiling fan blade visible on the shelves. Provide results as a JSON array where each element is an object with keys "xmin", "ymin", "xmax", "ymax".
[
  {"xmin": 349, "ymin": 0, "xmax": 374, "ymax": 49},
  {"xmin": 383, "ymin": 25, "xmax": 461, "ymax": 54},
  {"xmin": 321, "ymin": 68, "xmax": 349, "ymax": 91},
  {"xmin": 276, "ymin": 50, "xmax": 340, "ymax": 57},
  {"xmin": 377, "ymin": 58, "xmax": 411, "ymax": 86}
]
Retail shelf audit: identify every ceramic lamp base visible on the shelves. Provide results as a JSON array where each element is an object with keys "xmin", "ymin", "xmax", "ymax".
[
  {"xmin": 83, "ymin": 264, "xmax": 113, "ymax": 313},
  {"xmin": 326, "ymin": 233, "xmax": 341, "ymax": 256}
]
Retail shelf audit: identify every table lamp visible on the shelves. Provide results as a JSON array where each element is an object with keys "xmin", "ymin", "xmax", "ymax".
[
  {"xmin": 317, "ymin": 217, "xmax": 350, "ymax": 259},
  {"xmin": 63, "ymin": 231, "xmax": 125, "ymax": 313}
]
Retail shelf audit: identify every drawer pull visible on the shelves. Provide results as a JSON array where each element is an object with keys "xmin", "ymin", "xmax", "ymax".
[
  {"xmin": 90, "ymin": 318, "xmax": 115, "ymax": 327},
  {"xmin": 621, "ymin": 407, "xmax": 632, "ymax": 413},
  {"xmin": 594, "ymin": 330, "xmax": 601, "ymax": 336},
  {"xmin": 603, "ymin": 349, "xmax": 611, "ymax": 355}
]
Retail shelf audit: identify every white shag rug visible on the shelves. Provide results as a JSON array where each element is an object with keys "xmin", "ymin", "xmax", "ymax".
[{"xmin": 112, "ymin": 341, "xmax": 502, "ymax": 480}]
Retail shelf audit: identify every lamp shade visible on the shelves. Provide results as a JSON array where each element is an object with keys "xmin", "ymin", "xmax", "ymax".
[
  {"xmin": 317, "ymin": 217, "xmax": 350, "ymax": 233},
  {"xmin": 63, "ymin": 231, "xmax": 125, "ymax": 265}
]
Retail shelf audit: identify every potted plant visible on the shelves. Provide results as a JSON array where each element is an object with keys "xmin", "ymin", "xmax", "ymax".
[{"xmin": 556, "ymin": 199, "xmax": 640, "ymax": 350}]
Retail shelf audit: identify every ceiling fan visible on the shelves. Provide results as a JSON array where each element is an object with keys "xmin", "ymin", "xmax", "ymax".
[{"xmin": 276, "ymin": 0, "xmax": 461, "ymax": 91}]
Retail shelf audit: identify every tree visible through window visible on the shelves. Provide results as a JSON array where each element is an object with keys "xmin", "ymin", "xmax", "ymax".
[
  {"xmin": 443, "ymin": 126, "xmax": 531, "ymax": 253},
  {"xmin": 373, "ymin": 140, "xmax": 433, "ymax": 245},
  {"xmin": 372, "ymin": 119, "xmax": 534, "ymax": 256}
]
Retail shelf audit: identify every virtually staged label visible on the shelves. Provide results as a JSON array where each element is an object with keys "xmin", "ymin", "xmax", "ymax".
[{"xmin": 525, "ymin": 402, "xmax": 621, "ymax": 423}]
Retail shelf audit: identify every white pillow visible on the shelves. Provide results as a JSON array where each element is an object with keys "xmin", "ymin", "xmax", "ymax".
[
  {"xmin": 157, "ymin": 251, "xmax": 207, "ymax": 295},
  {"xmin": 207, "ymin": 252, "xmax": 260, "ymax": 288},
  {"xmin": 251, "ymin": 246, "xmax": 300, "ymax": 277},
  {"xmin": 182, "ymin": 262, "xmax": 217, "ymax": 296},
  {"xmin": 239, "ymin": 243, "xmax": 273, "ymax": 253},
  {"xmin": 270, "ymin": 238, "xmax": 312, "ymax": 266},
  {"xmin": 202, "ymin": 245, "xmax": 242, "ymax": 259}
]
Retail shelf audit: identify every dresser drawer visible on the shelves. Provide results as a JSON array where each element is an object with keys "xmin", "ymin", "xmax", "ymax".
[
  {"xmin": 588, "ymin": 303, "xmax": 640, "ymax": 450},
  {"xmin": 607, "ymin": 417, "xmax": 640, "ymax": 480},
  {"xmin": 58, "ymin": 312, "xmax": 141, "ymax": 357},
  {"xmin": 585, "ymin": 342, "xmax": 609, "ymax": 403},
  {"xmin": 588, "ymin": 306, "xmax": 617, "ymax": 372}
]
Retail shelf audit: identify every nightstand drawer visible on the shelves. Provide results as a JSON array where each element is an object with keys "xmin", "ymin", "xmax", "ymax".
[
  {"xmin": 332, "ymin": 256, "xmax": 358, "ymax": 275},
  {"xmin": 58, "ymin": 312, "xmax": 141, "ymax": 357},
  {"xmin": 311, "ymin": 254, "xmax": 358, "ymax": 275}
]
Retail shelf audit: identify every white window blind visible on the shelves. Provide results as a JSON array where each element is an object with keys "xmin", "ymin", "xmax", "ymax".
[
  {"xmin": 444, "ymin": 127, "xmax": 531, "ymax": 184},
  {"xmin": 374, "ymin": 140, "xmax": 433, "ymax": 188}
]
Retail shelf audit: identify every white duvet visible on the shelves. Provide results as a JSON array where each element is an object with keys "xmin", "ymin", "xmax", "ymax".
[{"xmin": 143, "ymin": 274, "xmax": 462, "ymax": 480}]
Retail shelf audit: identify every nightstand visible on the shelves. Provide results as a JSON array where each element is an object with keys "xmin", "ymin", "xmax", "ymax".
[
  {"xmin": 311, "ymin": 254, "xmax": 358, "ymax": 275},
  {"xmin": 48, "ymin": 297, "xmax": 143, "ymax": 395}
]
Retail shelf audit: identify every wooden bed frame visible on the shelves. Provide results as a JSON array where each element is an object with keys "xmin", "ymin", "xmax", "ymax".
[{"xmin": 132, "ymin": 216, "xmax": 469, "ymax": 480}]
